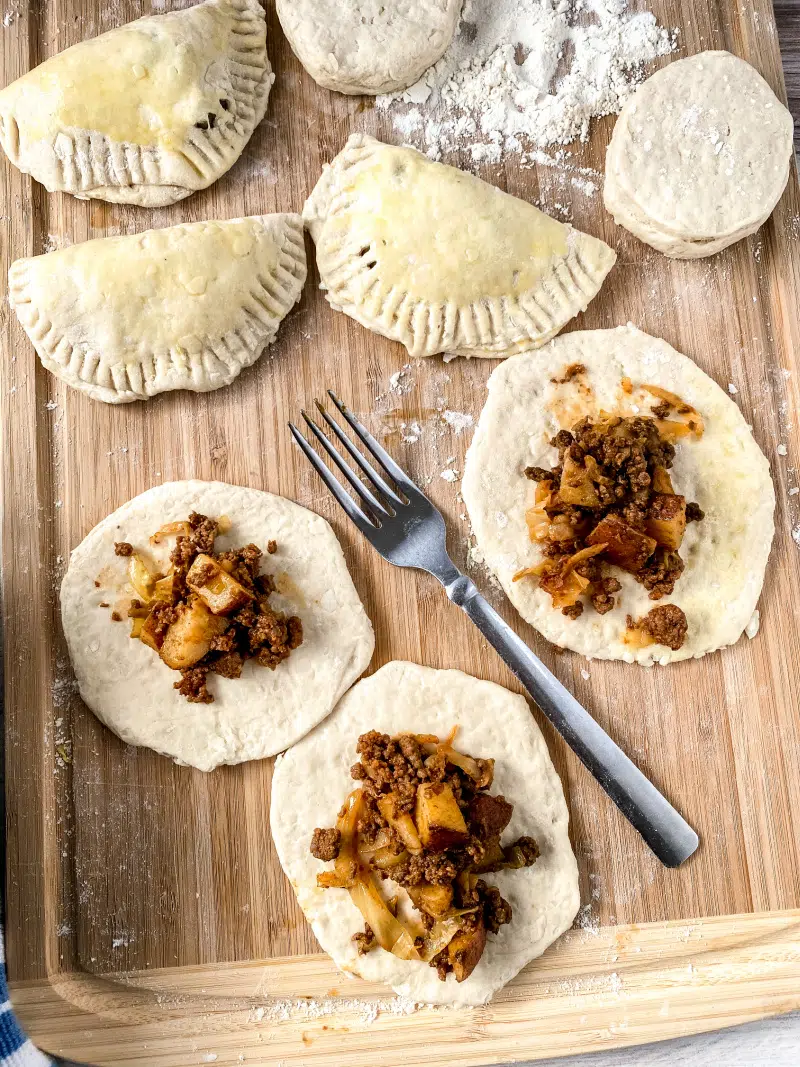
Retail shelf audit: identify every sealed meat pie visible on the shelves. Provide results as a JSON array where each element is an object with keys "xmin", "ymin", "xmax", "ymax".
[
  {"xmin": 60, "ymin": 481, "xmax": 374, "ymax": 770},
  {"xmin": 271, "ymin": 661, "xmax": 579, "ymax": 1006},
  {"xmin": 462, "ymin": 326, "xmax": 775, "ymax": 665}
]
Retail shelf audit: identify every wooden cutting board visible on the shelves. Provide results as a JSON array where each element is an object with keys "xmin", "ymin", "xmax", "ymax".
[{"xmin": 3, "ymin": 2, "xmax": 800, "ymax": 1064}]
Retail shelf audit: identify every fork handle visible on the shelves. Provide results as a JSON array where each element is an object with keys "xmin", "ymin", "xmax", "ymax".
[{"xmin": 444, "ymin": 574, "xmax": 699, "ymax": 868}]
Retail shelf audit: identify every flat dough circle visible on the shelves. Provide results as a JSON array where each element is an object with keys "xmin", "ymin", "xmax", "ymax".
[
  {"xmin": 276, "ymin": 0, "xmax": 462, "ymax": 95},
  {"xmin": 604, "ymin": 52, "xmax": 793, "ymax": 256},
  {"xmin": 61, "ymin": 481, "xmax": 375, "ymax": 770},
  {"xmin": 462, "ymin": 326, "xmax": 775, "ymax": 665},
  {"xmin": 271, "ymin": 660, "xmax": 579, "ymax": 1006}
]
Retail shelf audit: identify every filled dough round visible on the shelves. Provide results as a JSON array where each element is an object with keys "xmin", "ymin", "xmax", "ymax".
[
  {"xmin": 61, "ymin": 481, "xmax": 375, "ymax": 770},
  {"xmin": 462, "ymin": 326, "xmax": 775, "ymax": 665},
  {"xmin": 271, "ymin": 661, "xmax": 579, "ymax": 1006},
  {"xmin": 304, "ymin": 134, "xmax": 615, "ymax": 359},
  {"xmin": 604, "ymin": 52, "xmax": 794, "ymax": 258},
  {"xmin": 9, "ymin": 215, "xmax": 306, "ymax": 404},
  {"xmin": 0, "ymin": 0, "xmax": 273, "ymax": 207},
  {"xmin": 277, "ymin": 0, "xmax": 462, "ymax": 95}
]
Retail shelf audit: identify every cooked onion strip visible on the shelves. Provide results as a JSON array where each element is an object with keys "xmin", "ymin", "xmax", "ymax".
[
  {"xmin": 128, "ymin": 554, "xmax": 157, "ymax": 602},
  {"xmin": 349, "ymin": 876, "xmax": 421, "ymax": 961},
  {"xmin": 150, "ymin": 521, "xmax": 191, "ymax": 545}
]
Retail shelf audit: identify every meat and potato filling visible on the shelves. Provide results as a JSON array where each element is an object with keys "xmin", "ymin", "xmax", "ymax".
[
  {"xmin": 104, "ymin": 512, "xmax": 302, "ymax": 703},
  {"xmin": 515, "ymin": 399, "xmax": 705, "ymax": 650},
  {"xmin": 311, "ymin": 729, "xmax": 539, "ymax": 984}
]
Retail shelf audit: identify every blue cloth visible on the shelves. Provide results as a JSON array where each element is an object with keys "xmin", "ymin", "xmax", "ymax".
[{"xmin": 0, "ymin": 927, "xmax": 52, "ymax": 1066}]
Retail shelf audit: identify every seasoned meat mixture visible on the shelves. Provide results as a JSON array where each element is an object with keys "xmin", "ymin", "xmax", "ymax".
[
  {"xmin": 312, "ymin": 729, "xmax": 539, "ymax": 985},
  {"xmin": 111, "ymin": 512, "xmax": 303, "ymax": 703},
  {"xmin": 518, "ymin": 399, "xmax": 704, "ymax": 650},
  {"xmin": 630, "ymin": 604, "xmax": 688, "ymax": 651}
]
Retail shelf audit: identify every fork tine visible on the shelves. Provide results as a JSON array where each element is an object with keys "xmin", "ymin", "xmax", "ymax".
[
  {"xmin": 327, "ymin": 390, "xmax": 421, "ymax": 496},
  {"xmin": 314, "ymin": 399, "xmax": 405, "ymax": 508},
  {"xmin": 301, "ymin": 409, "xmax": 391, "ymax": 518},
  {"xmin": 289, "ymin": 423, "xmax": 377, "ymax": 531}
]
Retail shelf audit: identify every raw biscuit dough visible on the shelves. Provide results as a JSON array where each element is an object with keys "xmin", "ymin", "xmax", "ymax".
[
  {"xmin": 461, "ymin": 326, "xmax": 775, "ymax": 664},
  {"xmin": 304, "ymin": 134, "xmax": 616, "ymax": 359},
  {"xmin": 0, "ymin": 0, "xmax": 274, "ymax": 206},
  {"xmin": 604, "ymin": 52, "xmax": 794, "ymax": 258},
  {"xmin": 61, "ymin": 481, "xmax": 375, "ymax": 771},
  {"xmin": 277, "ymin": 0, "xmax": 462, "ymax": 95},
  {"xmin": 9, "ymin": 214, "xmax": 306, "ymax": 403},
  {"xmin": 271, "ymin": 661, "xmax": 579, "ymax": 1006}
]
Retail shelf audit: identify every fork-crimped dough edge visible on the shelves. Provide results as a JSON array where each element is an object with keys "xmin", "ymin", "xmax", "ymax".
[
  {"xmin": 0, "ymin": 0, "xmax": 273, "ymax": 206},
  {"xmin": 8, "ymin": 214, "xmax": 307, "ymax": 404},
  {"xmin": 304, "ymin": 133, "xmax": 616, "ymax": 359}
]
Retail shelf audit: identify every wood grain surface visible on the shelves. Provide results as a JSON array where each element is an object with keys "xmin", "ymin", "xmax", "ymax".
[{"xmin": 2, "ymin": 1, "xmax": 800, "ymax": 1064}]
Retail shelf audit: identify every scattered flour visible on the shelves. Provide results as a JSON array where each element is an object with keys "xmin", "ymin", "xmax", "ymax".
[
  {"xmin": 247, "ymin": 995, "xmax": 420, "ymax": 1026},
  {"xmin": 442, "ymin": 409, "xmax": 474, "ymax": 434},
  {"xmin": 440, "ymin": 468, "xmax": 459, "ymax": 482},
  {"xmin": 777, "ymin": 444, "xmax": 788, "ymax": 456},
  {"xmin": 728, "ymin": 382, "xmax": 738, "ymax": 395},
  {"xmin": 745, "ymin": 610, "xmax": 760, "ymax": 639},
  {"xmin": 378, "ymin": 0, "xmax": 676, "ymax": 161}
]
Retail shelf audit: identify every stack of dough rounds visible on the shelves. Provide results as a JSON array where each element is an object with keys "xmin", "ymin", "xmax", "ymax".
[{"xmin": 604, "ymin": 52, "xmax": 794, "ymax": 259}]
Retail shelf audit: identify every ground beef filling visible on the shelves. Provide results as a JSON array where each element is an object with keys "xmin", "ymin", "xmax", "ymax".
[
  {"xmin": 311, "ymin": 730, "xmax": 540, "ymax": 984},
  {"xmin": 108, "ymin": 512, "xmax": 303, "ymax": 703},
  {"xmin": 520, "ymin": 412, "xmax": 705, "ymax": 650}
]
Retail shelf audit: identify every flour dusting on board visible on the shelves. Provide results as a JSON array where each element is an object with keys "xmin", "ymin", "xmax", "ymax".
[{"xmin": 378, "ymin": 0, "xmax": 677, "ymax": 162}]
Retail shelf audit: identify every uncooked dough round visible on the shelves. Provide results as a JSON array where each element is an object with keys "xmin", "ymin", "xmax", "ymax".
[
  {"xmin": 276, "ymin": 0, "xmax": 462, "ymax": 95},
  {"xmin": 604, "ymin": 52, "xmax": 794, "ymax": 258},
  {"xmin": 61, "ymin": 481, "xmax": 375, "ymax": 771},
  {"xmin": 271, "ymin": 660, "xmax": 579, "ymax": 1006},
  {"xmin": 462, "ymin": 326, "xmax": 775, "ymax": 665}
]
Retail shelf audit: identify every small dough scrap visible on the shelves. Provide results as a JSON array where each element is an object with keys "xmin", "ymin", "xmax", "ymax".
[
  {"xmin": 277, "ymin": 0, "xmax": 462, "ymax": 95},
  {"xmin": 0, "ymin": 0, "xmax": 274, "ymax": 206},
  {"xmin": 61, "ymin": 481, "xmax": 375, "ymax": 771},
  {"xmin": 9, "ymin": 214, "xmax": 306, "ymax": 403},
  {"xmin": 604, "ymin": 52, "xmax": 794, "ymax": 258},
  {"xmin": 271, "ymin": 661, "xmax": 579, "ymax": 1006},
  {"xmin": 461, "ymin": 326, "xmax": 775, "ymax": 664},
  {"xmin": 304, "ymin": 134, "xmax": 616, "ymax": 359}
]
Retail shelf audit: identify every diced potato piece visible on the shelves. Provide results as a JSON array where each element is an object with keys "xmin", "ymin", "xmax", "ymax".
[
  {"xmin": 586, "ymin": 515, "xmax": 656, "ymax": 573},
  {"xmin": 448, "ymin": 921, "xmax": 488, "ymax": 983},
  {"xmin": 186, "ymin": 554, "xmax": 253, "ymax": 616},
  {"xmin": 559, "ymin": 453, "xmax": 600, "ymax": 508},
  {"xmin": 407, "ymin": 883, "xmax": 454, "ymax": 919},
  {"xmin": 377, "ymin": 794, "xmax": 423, "ymax": 854},
  {"xmin": 415, "ymin": 782, "xmax": 469, "ymax": 851},
  {"xmin": 651, "ymin": 466, "xmax": 675, "ymax": 494},
  {"xmin": 153, "ymin": 575, "xmax": 174, "ymax": 603},
  {"xmin": 159, "ymin": 599, "xmax": 229, "ymax": 669},
  {"xmin": 139, "ymin": 610, "xmax": 164, "ymax": 652},
  {"xmin": 129, "ymin": 617, "xmax": 145, "ymax": 639},
  {"xmin": 645, "ymin": 493, "xmax": 687, "ymax": 551}
]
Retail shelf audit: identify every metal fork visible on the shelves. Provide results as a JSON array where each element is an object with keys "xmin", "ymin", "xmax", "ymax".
[{"xmin": 290, "ymin": 392, "xmax": 699, "ymax": 868}]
